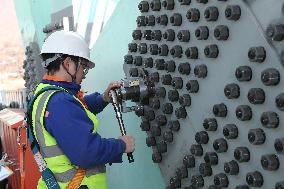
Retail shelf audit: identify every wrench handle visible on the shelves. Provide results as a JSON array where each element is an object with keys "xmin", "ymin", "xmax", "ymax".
[{"xmin": 127, "ymin": 152, "xmax": 134, "ymax": 163}]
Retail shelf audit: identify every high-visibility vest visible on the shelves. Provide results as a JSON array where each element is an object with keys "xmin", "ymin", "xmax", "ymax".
[{"xmin": 32, "ymin": 83, "xmax": 107, "ymax": 189}]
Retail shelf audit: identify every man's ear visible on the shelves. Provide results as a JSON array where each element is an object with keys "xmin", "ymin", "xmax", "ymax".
[{"xmin": 62, "ymin": 57, "xmax": 72, "ymax": 68}]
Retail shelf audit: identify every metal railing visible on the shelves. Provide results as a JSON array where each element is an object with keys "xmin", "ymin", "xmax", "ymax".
[{"xmin": 0, "ymin": 89, "xmax": 26, "ymax": 109}]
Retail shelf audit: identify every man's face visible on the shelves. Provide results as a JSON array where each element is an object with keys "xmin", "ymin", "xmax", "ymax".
[
  {"xmin": 75, "ymin": 59, "xmax": 90, "ymax": 84},
  {"xmin": 63, "ymin": 57, "xmax": 90, "ymax": 84}
]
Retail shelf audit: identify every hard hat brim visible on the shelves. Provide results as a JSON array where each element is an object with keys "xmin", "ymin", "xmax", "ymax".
[{"xmin": 87, "ymin": 60, "xmax": 96, "ymax": 69}]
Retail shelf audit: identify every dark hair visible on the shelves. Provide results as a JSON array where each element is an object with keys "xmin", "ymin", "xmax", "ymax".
[{"xmin": 41, "ymin": 53, "xmax": 80, "ymax": 75}]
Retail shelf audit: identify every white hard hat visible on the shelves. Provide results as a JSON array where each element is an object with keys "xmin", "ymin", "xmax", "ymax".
[{"xmin": 41, "ymin": 30, "xmax": 95, "ymax": 69}]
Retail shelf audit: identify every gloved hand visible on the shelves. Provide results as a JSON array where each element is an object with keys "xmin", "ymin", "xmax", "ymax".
[
  {"xmin": 119, "ymin": 135, "xmax": 135, "ymax": 153},
  {"xmin": 103, "ymin": 81, "xmax": 122, "ymax": 102}
]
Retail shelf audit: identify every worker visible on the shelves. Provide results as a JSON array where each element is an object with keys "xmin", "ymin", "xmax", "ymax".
[{"xmin": 29, "ymin": 30, "xmax": 135, "ymax": 189}]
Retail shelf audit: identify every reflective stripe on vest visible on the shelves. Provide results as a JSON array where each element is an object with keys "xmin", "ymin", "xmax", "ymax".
[
  {"xmin": 34, "ymin": 90, "xmax": 64, "ymax": 159},
  {"xmin": 33, "ymin": 84, "xmax": 106, "ymax": 185}
]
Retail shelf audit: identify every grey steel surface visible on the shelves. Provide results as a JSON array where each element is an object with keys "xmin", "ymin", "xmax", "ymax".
[{"xmin": 123, "ymin": 0, "xmax": 284, "ymax": 188}]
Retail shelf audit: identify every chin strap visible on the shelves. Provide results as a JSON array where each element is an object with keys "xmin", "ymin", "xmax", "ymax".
[{"xmin": 62, "ymin": 59, "xmax": 82, "ymax": 83}]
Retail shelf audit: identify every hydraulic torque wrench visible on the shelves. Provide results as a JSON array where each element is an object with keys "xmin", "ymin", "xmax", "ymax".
[{"xmin": 110, "ymin": 90, "xmax": 134, "ymax": 163}]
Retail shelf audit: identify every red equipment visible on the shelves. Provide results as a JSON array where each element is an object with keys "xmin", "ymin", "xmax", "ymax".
[{"xmin": 0, "ymin": 109, "xmax": 40, "ymax": 189}]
